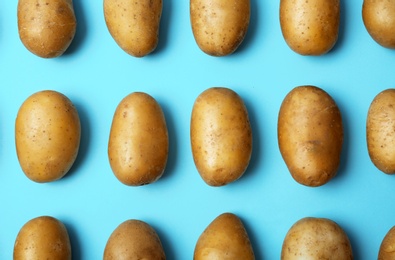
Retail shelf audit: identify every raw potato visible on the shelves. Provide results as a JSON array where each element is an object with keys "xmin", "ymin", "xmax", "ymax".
[
  {"xmin": 17, "ymin": 0, "xmax": 77, "ymax": 58},
  {"xmin": 379, "ymin": 226, "xmax": 395, "ymax": 259},
  {"xmin": 104, "ymin": 219, "xmax": 166, "ymax": 260},
  {"xmin": 190, "ymin": 87, "xmax": 252, "ymax": 186},
  {"xmin": 15, "ymin": 90, "xmax": 81, "ymax": 183},
  {"xmin": 14, "ymin": 216, "xmax": 71, "ymax": 260},
  {"xmin": 104, "ymin": 0, "xmax": 162, "ymax": 57},
  {"xmin": 281, "ymin": 217, "xmax": 353, "ymax": 259},
  {"xmin": 367, "ymin": 89, "xmax": 395, "ymax": 174},
  {"xmin": 280, "ymin": 0, "xmax": 340, "ymax": 55},
  {"xmin": 363, "ymin": 0, "xmax": 395, "ymax": 49},
  {"xmin": 190, "ymin": 0, "xmax": 250, "ymax": 56},
  {"xmin": 108, "ymin": 92, "xmax": 168, "ymax": 186},
  {"xmin": 278, "ymin": 85, "xmax": 343, "ymax": 187},
  {"xmin": 194, "ymin": 213, "xmax": 255, "ymax": 260}
]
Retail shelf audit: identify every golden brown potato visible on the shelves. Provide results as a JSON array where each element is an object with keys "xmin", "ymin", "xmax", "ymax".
[
  {"xmin": 194, "ymin": 213, "xmax": 255, "ymax": 260},
  {"xmin": 108, "ymin": 92, "xmax": 168, "ymax": 186},
  {"xmin": 103, "ymin": 219, "xmax": 166, "ymax": 260},
  {"xmin": 17, "ymin": 0, "xmax": 77, "ymax": 58},
  {"xmin": 15, "ymin": 90, "xmax": 81, "ymax": 183},
  {"xmin": 190, "ymin": 0, "xmax": 250, "ymax": 56},
  {"xmin": 190, "ymin": 87, "xmax": 252, "ymax": 186},
  {"xmin": 278, "ymin": 85, "xmax": 343, "ymax": 187},
  {"xmin": 280, "ymin": 0, "xmax": 340, "ymax": 55},
  {"xmin": 14, "ymin": 216, "xmax": 71, "ymax": 260},
  {"xmin": 379, "ymin": 226, "xmax": 395, "ymax": 259},
  {"xmin": 104, "ymin": 0, "xmax": 162, "ymax": 57}
]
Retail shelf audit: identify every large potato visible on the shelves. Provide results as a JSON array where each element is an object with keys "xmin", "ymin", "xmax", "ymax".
[
  {"xmin": 17, "ymin": 0, "xmax": 77, "ymax": 58},
  {"xmin": 190, "ymin": 0, "xmax": 250, "ymax": 56},
  {"xmin": 104, "ymin": 0, "xmax": 162, "ymax": 57},
  {"xmin": 280, "ymin": 0, "xmax": 340, "ymax": 55},
  {"xmin": 190, "ymin": 87, "xmax": 252, "ymax": 186},
  {"xmin": 15, "ymin": 90, "xmax": 81, "ymax": 183},
  {"xmin": 379, "ymin": 226, "xmax": 395, "ymax": 259},
  {"xmin": 278, "ymin": 85, "xmax": 343, "ymax": 187}
]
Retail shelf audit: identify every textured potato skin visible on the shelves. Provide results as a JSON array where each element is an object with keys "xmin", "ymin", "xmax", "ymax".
[
  {"xmin": 104, "ymin": 0, "xmax": 162, "ymax": 57},
  {"xmin": 15, "ymin": 90, "xmax": 81, "ymax": 183},
  {"xmin": 190, "ymin": 87, "xmax": 252, "ymax": 186},
  {"xmin": 190, "ymin": 0, "xmax": 250, "ymax": 56},
  {"xmin": 194, "ymin": 213, "xmax": 255, "ymax": 260},
  {"xmin": 280, "ymin": 0, "xmax": 340, "ymax": 55},
  {"xmin": 278, "ymin": 86, "xmax": 343, "ymax": 187},
  {"xmin": 14, "ymin": 216, "xmax": 71, "ymax": 260},
  {"xmin": 379, "ymin": 226, "xmax": 395, "ymax": 259},
  {"xmin": 17, "ymin": 0, "xmax": 76, "ymax": 58}
]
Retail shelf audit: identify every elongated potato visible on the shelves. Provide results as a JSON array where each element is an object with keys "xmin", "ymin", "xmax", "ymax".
[{"xmin": 379, "ymin": 226, "xmax": 395, "ymax": 259}]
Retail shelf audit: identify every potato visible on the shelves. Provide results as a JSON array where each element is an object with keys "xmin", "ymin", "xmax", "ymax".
[
  {"xmin": 104, "ymin": 219, "xmax": 165, "ymax": 259},
  {"xmin": 194, "ymin": 213, "xmax": 255, "ymax": 260},
  {"xmin": 280, "ymin": 0, "xmax": 340, "ymax": 55},
  {"xmin": 14, "ymin": 216, "xmax": 71, "ymax": 260},
  {"xmin": 17, "ymin": 0, "xmax": 77, "ymax": 58},
  {"xmin": 108, "ymin": 92, "xmax": 168, "ymax": 186},
  {"xmin": 190, "ymin": 0, "xmax": 250, "ymax": 56},
  {"xmin": 190, "ymin": 87, "xmax": 252, "ymax": 186},
  {"xmin": 278, "ymin": 85, "xmax": 343, "ymax": 187},
  {"xmin": 379, "ymin": 226, "xmax": 395, "ymax": 259},
  {"xmin": 281, "ymin": 217, "xmax": 353, "ymax": 259},
  {"xmin": 104, "ymin": 0, "xmax": 162, "ymax": 57},
  {"xmin": 15, "ymin": 90, "xmax": 81, "ymax": 183}
]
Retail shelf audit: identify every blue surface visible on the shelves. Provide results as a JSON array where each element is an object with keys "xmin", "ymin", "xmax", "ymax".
[{"xmin": 1, "ymin": 0, "xmax": 395, "ymax": 259}]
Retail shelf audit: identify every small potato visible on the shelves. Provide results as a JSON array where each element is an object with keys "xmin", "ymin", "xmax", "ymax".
[
  {"xmin": 108, "ymin": 92, "xmax": 168, "ymax": 186},
  {"xmin": 104, "ymin": 219, "xmax": 166, "ymax": 260},
  {"xmin": 281, "ymin": 217, "xmax": 353, "ymax": 260},
  {"xmin": 278, "ymin": 85, "xmax": 343, "ymax": 187},
  {"xmin": 379, "ymin": 226, "xmax": 395, "ymax": 259},
  {"xmin": 14, "ymin": 216, "xmax": 71, "ymax": 260},
  {"xmin": 17, "ymin": 0, "xmax": 77, "ymax": 58},
  {"xmin": 104, "ymin": 0, "xmax": 162, "ymax": 57},
  {"xmin": 190, "ymin": 87, "xmax": 252, "ymax": 186},
  {"xmin": 194, "ymin": 213, "xmax": 255, "ymax": 260},
  {"xmin": 15, "ymin": 90, "xmax": 81, "ymax": 183},
  {"xmin": 280, "ymin": 0, "xmax": 340, "ymax": 55},
  {"xmin": 190, "ymin": 0, "xmax": 250, "ymax": 56}
]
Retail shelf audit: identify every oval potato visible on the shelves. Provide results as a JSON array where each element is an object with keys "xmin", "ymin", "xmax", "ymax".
[
  {"xmin": 15, "ymin": 90, "xmax": 81, "ymax": 183},
  {"xmin": 278, "ymin": 85, "xmax": 343, "ymax": 187},
  {"xmin": 379, "ymin": 226, "xmax": 395, "ymax": 259},
  {"xmin": 190, "ymin": 87, "xmax": 252, "ymax": 186}
]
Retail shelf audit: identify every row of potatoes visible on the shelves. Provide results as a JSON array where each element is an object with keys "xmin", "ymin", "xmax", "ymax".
[{"xmin": 17, "ymin": 0, "xmax": 395, "ymax": 58}]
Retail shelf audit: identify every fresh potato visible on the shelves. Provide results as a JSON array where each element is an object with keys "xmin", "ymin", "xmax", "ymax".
[
  {"xmin": 14, "ymin": 216, "xmax": 71, "ymax": 260},
  {"xmin": 278, "ymin": 85, "xmax": 343, "ymax": 187},
  {"xmin": 190, "ymin": 87, "xmax": 252, "ymax": 186},
  {"xmin": 281, "ymin": 217, "xmax": 353, "ymax": 259},
  {"xmin": 190, "ymin": 0, "xmax": 250, "ymax": 56},
  {"xmin": 280, "ymin": 0, "xmax": 340, "ymax": 55},
  {"xmin": 108, "ymin": 92, "xmax": 168, "ymax": 186},
  {"xmin": 104, "ymin": 0, "xmax": 162, "ymax": 57},
  {"xmin": 194, "ymin": 213, "xmax": 255, "ymax": 260},
  {"xmin": 17, "ymin": 0, "xmax": 77, "ymax": 58},
  {"xmin": 15, "ymin": 90, "xmax": 81, "ymax": 183},
  {"xmin": 104, "ymin": 219, "xmax": 166, "ymax": 259},
  {"xmin": 379, "ymin": 226, "xmax": 395, "ymax": 259}
]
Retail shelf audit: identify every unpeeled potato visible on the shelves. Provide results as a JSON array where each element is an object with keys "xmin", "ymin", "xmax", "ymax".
[{"xmin": 379, "ymin": 226, "xmax": 395, "ymax": 259}]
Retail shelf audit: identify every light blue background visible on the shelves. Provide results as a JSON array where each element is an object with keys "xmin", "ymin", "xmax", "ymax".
[{"xmin": 1, "ymin": 0, "xmax": 395, "ymax": 259}]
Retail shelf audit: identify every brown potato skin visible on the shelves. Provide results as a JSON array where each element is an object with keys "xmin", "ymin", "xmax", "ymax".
[
  {"xmin": 104, "ymin": 0, "xmax": 162, "ymax": 57},
  {"xmin": 190, "ymin": 0, "xmax": 250, "ymax": 56},
  {"xmin": 15, "ymin": 90, "xmax": 81, "ymax": 183},
  {"xmin": 190, "ymin": 87, "xmax": 252, "ymax": 186},
  {"xmin": 280, "ymin": 0, "xmax": 340, "ymax": 55},
  {"xmin": 379, "ymin": 226, "xmax": 395, "ymax": 259},
  {"xmin": 14, "ymin": 216, "xmax": 71, "ymax": 260},
  {"xmin": 281, "ymin": 217, "xmax": 353, "ymax": 260},
  {"xmin": 104, "ymin": 219, "xmax": 166, "ymax": 260},
  {"xmin": 18, "ymin": 0, "xmax": 77, "ymax": 58},
  {"xmin": 194, "ymin": 213, "xmax": 255, "ymax": 260},
  {"xmin": 278, "ymin": 85, "xmax": 343, "ymax": 187}
]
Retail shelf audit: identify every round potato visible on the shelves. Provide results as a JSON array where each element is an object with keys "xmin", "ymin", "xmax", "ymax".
[
  {"xmin": 190, "ymin": 0, "xmax": 250, "ymax": 56},
  {"xmin": 379, "ymin": 226, "xmax": 395, "ymax": 259},
  {"xmin": 15, "ymin": 90, "xmax": 81, "ymax": 183},
  {"xmin": 190, "ymin": 87, "xmax": 252, "ymax": 186},
  {"xmin": 278, "ymin": 85, "xmax": 343, "ymax": 187},
  {"xmin": 280, "ymin": 0, "xmax": 340, "ymax": 55},
  {"xmin": 17, "ymin": 0, "xmax": 77, "ymax": 58}
]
